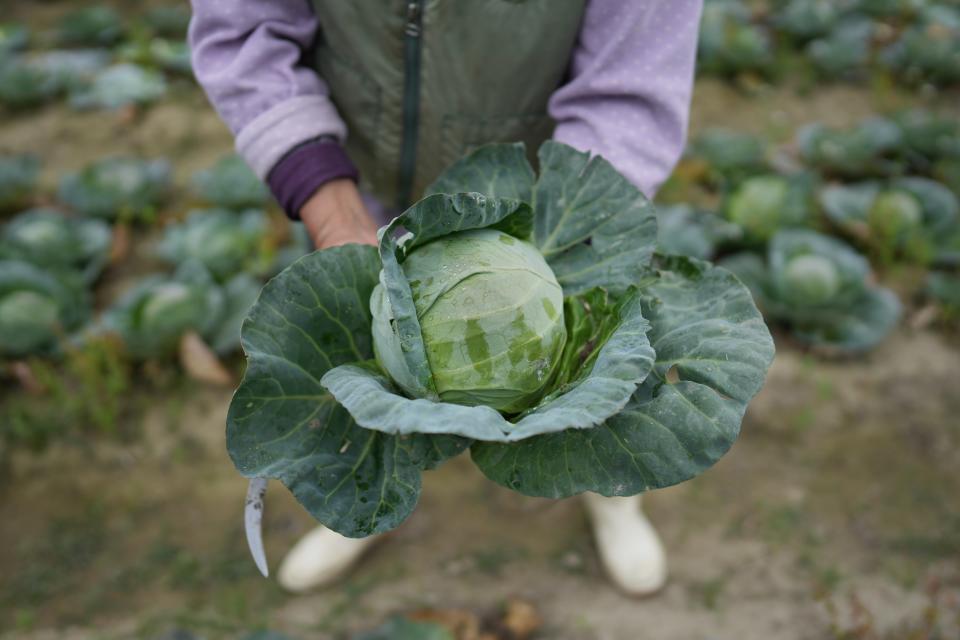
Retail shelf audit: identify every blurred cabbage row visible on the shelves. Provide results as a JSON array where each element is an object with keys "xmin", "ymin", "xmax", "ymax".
[
  {"xmin": 659, "ymin": 108, "xmax": 960, "ymax": 353},
  {"xmin": 0, "ymin": 151, "xmax": 309, "ymax": 366},
  {"xmin": 699, "ymin": 0, "xmax": 960, "ymax": 88},
  {"xmin": 0, "ymin": 5, "xmax": 191, "ymax": 111}
]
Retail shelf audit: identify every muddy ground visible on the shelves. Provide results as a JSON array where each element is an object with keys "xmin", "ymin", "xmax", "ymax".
[{"xmin": 2, "ymin": 2, "xmax": 960, "ymax": 638}]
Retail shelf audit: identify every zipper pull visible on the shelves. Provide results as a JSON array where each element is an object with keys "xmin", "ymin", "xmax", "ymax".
[{"xmin": 405, "ymin": 2, "xmax": 422, "ymax": 37}]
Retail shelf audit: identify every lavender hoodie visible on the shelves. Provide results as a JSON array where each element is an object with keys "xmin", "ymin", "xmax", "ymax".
[{"xmin": 189, "ymin": 0, "xmax": 703, "ymax": 219}]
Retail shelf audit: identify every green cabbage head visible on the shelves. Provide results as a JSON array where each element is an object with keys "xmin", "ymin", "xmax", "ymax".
[
  {"xmin": 0, "ymin": 259, "xmax": 89, "ymax": 357},
  {"xmin": 370, "ymin": 228, "xmax": 566, "ymax": 413},
  {"xmin": 138, "ymin": 282, "xmax": 209, "ymax": 341},
  {"xmin": 106, "ymin": 265, "xmax": 222, "ymax": 358},
  {"xmin": 727, "ymin": 175, "xmax": 790, "ymax": 240},
  {"xmin": 868, "ymin": 190, "xmax": 923, "ymax": 241},
  {"xmin": 783, "ymin": 254, "xmax": 840, "ymax": 305},
  {"xmin": 0, "ymin": 290, "xmax": 61, "ymax": 354}
]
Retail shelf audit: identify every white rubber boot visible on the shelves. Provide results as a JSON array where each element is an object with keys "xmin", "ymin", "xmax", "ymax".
[
  {"xmin": 582, "ymin": 493, "xmax": 667, "ymax": 596},
  {"xmin": 277, "ymin": 526, "xmax": 380, "ymax": 592}
]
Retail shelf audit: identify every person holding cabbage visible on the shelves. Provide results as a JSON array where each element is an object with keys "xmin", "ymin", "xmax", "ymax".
[{"xmin": 189, "ymin": 0, "xmax": 702, "ymax": 596}]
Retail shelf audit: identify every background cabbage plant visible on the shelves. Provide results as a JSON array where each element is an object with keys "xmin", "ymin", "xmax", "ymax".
[
  {"xmin": 797, "ymin": 118, "xmax": 904, "ymax": 179},
  {"xmin": 820, "ymin": 177, "xmax": 959, "ymax": 260},
  {"xmin": 0, "ymin": 208, "xmax": 112, "ymax": 283},
  {"xmin": 68, "ymin": 63, "xmax": 167, "ymax": 111},
  {"xmin": 723, "ymin": 173, "xmax": 817, "ymax": 242},
  {"xmin": 226, "ymin": 141, "xmax": 775, "ymax": 538},
  {"xmin": 880, "ymin": 5, "xmax": 960, "ymax": 86},
  {"xmin": 0, "ymin": 23, "xmax": 29, "ymax": 62},
  {"xmin": 685, "ymin": 129, "xmax": 769, "ymax": 187},
  {"xmin": 0, "ymin": 259, "xmax": 90, "ymax": 358},
  {"xmin": 192, "ymin": 155, "xmax": 270, "ymax": 211},
  {"xmin": 806, "ymin": 17, "xmax": 874, "ymax": 80},
  {"xmin": 894, "ymin": 110, "xmax": 960, "ymax": 175},
  {"xmin": 103, "ymin": 260, "xmax": 259, "ymax": 359},
  {"xmin": 58, "ymin": 156, "xmax": 171, "ymax": 221},
  {"xmin": 720, "ymin": 229, "xmax": 901, "ymax": 352},
  {"xmin": 157, "ymin": 208, "xmax": 269, "ymax": 282},
  {"xmin": 0, "ymin": 154, "xmax": 40, "ymax": 214},
  {"xmin": 55, "ymin": 6, "xmax": 124, "ymax": 48},
  {"xmin": 698, "ymin": 0, "xmax": 773, "ymax": 77},
  {"xmin": 0, "ymin": 59, "xmax": 63, "ymax": 109},
  {"xmin": 656, "ymin": 204, "xmax": 742, "ymax": 260}
]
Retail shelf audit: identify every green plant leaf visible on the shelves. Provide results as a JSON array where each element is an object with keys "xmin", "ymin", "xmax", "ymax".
[
  {"xmin": 428, "ymin": 141, "xmax": 659, "ymax": 295},
  {"xmin": 426, "ymin": 142, "xmax": 535, "ymax": 202},
  {"xmin": 321, "ymin": 289, "xmax": 655, "ymax": 442},
  {"xmin": 656, "ymin": 204, "xmax": 742, "ymax": 260},
  {"xmin": 533, "ymin": 142, "xmax": 658, "ymax": 295},
  {"xmin": 471, "ymin": 256, "xmax": 774, "ymax": 498},
  {"xmin": 820, "ymin": 181, "xmax": 880, "ymax": 227},
  {"xmin": 208, "ymin": 273, "xmax": 261, "ymax": 355},
  {"xmin": 226, "ymin": 245, "xmax": 467, "ymax": 537}
]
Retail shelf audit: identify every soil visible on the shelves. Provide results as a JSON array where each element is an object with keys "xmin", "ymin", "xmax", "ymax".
[
  {"xmin": 1, "ymin": 328, "xmax": 959, "ymax": 639},
  {"xmin": 2, "ymin": 3, "xmax": 960, "ymax": 639}
]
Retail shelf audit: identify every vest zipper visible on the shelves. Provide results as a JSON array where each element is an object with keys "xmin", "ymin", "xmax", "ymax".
[{"xmin": 397, "ymin": 0, "xmax": 424, "ymax": 210}]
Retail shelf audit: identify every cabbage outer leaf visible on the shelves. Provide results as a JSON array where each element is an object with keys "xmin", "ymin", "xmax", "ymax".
[
  {"xmin": 893, "ymin": 177, "xmax": 959, "ymax": 233},
  {"xmin": 820, "ymin": 181, "xmax": 881, "ymax": 227},
  {"xmin": 226, "ymin": 245, "xmax": 468, "ymax": 537},
  {"xmin": 320, "ymin": 289, "xmax": 655, "ymax": 442},
  {"xmin": 207, "ymin": 272, "xmax": 262, "ymax": 355},
  {"xmin": 470, "ymin": 256, "xmax": 775, "ymax": 498},
  {"xmin": 655, "ymin": 204, "xmax": 742, "ymax": 260},
  {"xmin": 427, "ymin": 142, "xmax": 535, "ymax": 202},
  {"xmin": 426, "ymin": 142, "xmax": 659, "ymax": 295},
  {"xmin": 790, "ymin": 287, "xmax": 902, "ymax": 352}
]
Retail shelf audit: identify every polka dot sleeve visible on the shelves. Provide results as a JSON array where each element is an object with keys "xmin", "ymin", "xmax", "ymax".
[{"xmin": 549, "ymin": 0, "xmax": 704, "ymax": 199}]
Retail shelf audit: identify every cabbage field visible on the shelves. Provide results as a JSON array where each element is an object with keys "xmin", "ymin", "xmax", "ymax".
[{"xmin": 1, "ymin": 1, "xmax": 959, "ymax": 639}]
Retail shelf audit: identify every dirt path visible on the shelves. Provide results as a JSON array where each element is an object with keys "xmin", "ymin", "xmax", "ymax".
[{"xmin": 2, "ymin": 327, "xmax": 958, "ymax": 639}]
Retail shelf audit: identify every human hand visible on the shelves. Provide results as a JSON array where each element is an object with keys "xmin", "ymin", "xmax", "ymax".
[{"xmin": 299, "ymin": 179, "xmax": 379, "ymax": 250}]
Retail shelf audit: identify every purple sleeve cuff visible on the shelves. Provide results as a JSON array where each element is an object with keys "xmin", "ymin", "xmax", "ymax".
[{"xmin": 267, "ymin": 140, "xmax": 360, "ymax": 220}]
